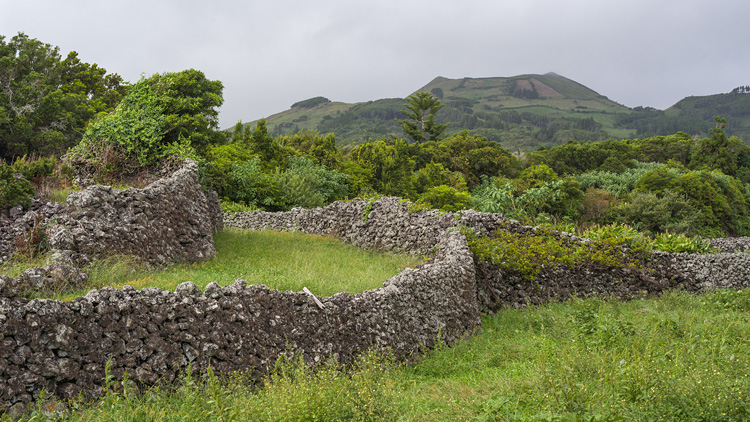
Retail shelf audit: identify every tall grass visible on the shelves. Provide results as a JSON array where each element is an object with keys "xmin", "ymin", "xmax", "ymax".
[{"xmin": 397, "ymin": 290, "xmax": 750, "ymax": 421}]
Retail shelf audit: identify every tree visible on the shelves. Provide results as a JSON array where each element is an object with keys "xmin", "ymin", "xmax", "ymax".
[
  {"xmin": 0, "ymin": 33, "xmax": 126, "ymax": 160},
  {"xmin": 67, "ymin": 69, "xmax": 222, "ymax": 179},
  {"xmin": 349, "ymin": 138, "xmax": 414, "ymax": 197},
  {"xmin": 395, "ymin": 92, "xmax": 449, "ymax": 143},
  {"xmin": 144, "ymin": 68, "xmax": 223, "ymax": 154}
]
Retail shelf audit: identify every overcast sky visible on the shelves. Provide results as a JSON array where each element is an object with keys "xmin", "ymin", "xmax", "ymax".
[{"xmin": 2, "ymin": 0, "xmax": 748, "ymax": 129}]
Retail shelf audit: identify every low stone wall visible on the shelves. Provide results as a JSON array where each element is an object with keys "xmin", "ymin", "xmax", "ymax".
[
  {"xmin": 226, "ymin": 199, "xmax": 750, "ymax": 312},
  {"xmin": 0, "ymin": 264, "xmax": 88, "ymax": 298},
  {"xmin": 652, "ymin": 251, "xmax": 750, "ymax": 291},
  {"xmin": 0, "ymin": 198, "xmax": 479, "ymax": 414},
  {"xmin": 0, "ymin": 200, "xmax": 63, "ymax": 265},
  {"xmin": 224, "ymin": 197, "xmax": 512, "ymax": 256},
  {"xmin": 7, "ymin": 194, "xmax": 750, "ymax": 415},
  {"xmin": 49, "ymin": 159, "xmax": 223, "ymax": 266},
  {"xmin": 708, "ymin": 237, "xmax": 750, "ymax": 253}
]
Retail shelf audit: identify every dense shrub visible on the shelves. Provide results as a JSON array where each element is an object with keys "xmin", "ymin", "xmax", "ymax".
[
  {"xmin": 276, "ymin": 156, "xmax": 349, "ymax": 209},
  {"xmin": 416, "ymin": 185, "xmax": 472, "ymax": 212},
  {"xmin": 464, "ymin": 223, "xmax": 649, "ymax": 281},
  {"xmin": 650, "ymin": 232, "xmax": 716, "ymax": 254},
  {"xmin": 0, "ymin": 162, "xmax": 34, "ymax": 208},
  {"xmin": 576, "ymin": 161, "xmax": 663, "ymax": 198},
  {"xmin": 472, "ymin": 176, "xmax": 582, "ymax": 223},
  {"xmin": 611, "ymin": 191, "xmax": 699, "ymax": 236}
]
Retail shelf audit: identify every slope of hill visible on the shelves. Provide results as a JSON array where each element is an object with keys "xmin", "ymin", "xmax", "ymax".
[
  {"xmin": 611, "ymin": 88, "xmax": 750, "ymax": 141},
  {"xmin": 238, "ymin": 73, "xmax": 637, "ymax": 152},
  {"xmin": 238, "ymin": 74, "xmax": 749, "ymax": 152}
]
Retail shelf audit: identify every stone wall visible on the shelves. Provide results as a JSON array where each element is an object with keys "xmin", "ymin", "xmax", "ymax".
[
  {"xmin": 6, "ymin": 193, "xmax": 750, "ymax": 415},
  {"xmin": 0, "ymin": 200, "xmax": 63, "ymax": 265},
  {"xmin": 223, "ymin": 197, "xmax": 511, "ymax": 256},
  {"xmin": 226, "ymin": 199, "xmax": 750, "ymax": 311},
  {"xmin": 708, "ymin": 237, "xmax": 750, "ymax": 253},
  {"xmin": 0, "ymin": 198, "xmax": 479, "ymax": 414},
  {"xmin": 48, "ymin": 160, "xmax": 223, "ymax": 266}
]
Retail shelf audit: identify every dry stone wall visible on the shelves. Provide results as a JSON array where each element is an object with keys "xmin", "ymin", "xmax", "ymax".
[
  {"xmin": 0, "ymin": 197, "xmax": 479, "ymax": 415},
  {"xmin": 48, "ymin": 160, "xmax": 223, "ymax": 266},
  {"xmin": 708, "ymin": 237, "xmax": 750, "ymax": 253},
  {"xmin": 226, "ymin": 199, "xmax": 750, "ymax": 311},
  {"xmin": 0, "ymin": 200, "xmax": 63, "ymax": 265},
  {"xmin": 6, "ymin": 191, "xmax": 750, "ymax": 415}
]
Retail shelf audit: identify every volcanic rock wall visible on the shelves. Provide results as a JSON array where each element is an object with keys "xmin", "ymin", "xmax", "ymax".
[
  {"xmin": 48, "ymin": 160, "xmax": 223, "ymax": 266},
  {"xmin": 226, "ymin": 199, "xmax": 750, "ymax": 311},
  {"xmin": 0, "ymin": 198, "xmax": 479, "ymax": 415},
  {"xmin": 6, "ymin": 192, "xmax": 750, "ymax": 415}
]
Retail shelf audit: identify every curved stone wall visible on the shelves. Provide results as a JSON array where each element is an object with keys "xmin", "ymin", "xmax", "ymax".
[
  {"xmin": 226, "ymin": 199, "xmax": 750, "ymax": 311},
  {"xmin": 5, "ymin": 192, "xmax": 750, "ymax": 415},
  {"xmin": 0, "ymin": 198, "xmax": 479, "ymax": 414}
]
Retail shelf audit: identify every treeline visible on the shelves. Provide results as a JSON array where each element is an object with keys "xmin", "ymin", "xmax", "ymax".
[
  {"xmin": 4, "ymin": 34, "xmax": 750, "ymax": 240},
  {"xmin": 206, "ymin": 119, "xmax": 750, "ymax": 238},
  {"xmin": 0, "ymin": 33, "xmax": 127, "ymax": 160},
  {"xmin": 525, "ymin": 124, "xmax": 750, "ymax": 237}
]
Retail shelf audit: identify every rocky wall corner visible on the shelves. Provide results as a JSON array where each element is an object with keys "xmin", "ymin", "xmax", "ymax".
[{"xmin": 48, "ymin": 159, "xmax": 223, "ymax": 266}]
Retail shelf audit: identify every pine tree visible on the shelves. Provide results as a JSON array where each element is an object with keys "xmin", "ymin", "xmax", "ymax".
[{"xmin": 395, "ymin": 92, "xmax": 450, "ymax": 143}]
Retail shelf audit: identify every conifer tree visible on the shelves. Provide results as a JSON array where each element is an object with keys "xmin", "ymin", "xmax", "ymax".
[{"xmin": 395, "ymin": 92, "xmax": 450, "ymax": 143}]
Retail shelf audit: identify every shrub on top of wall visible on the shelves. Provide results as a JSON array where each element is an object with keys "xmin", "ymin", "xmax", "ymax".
[{"xmin": 464, "ymin": 222, "xmax": 650, "ymax": 281}]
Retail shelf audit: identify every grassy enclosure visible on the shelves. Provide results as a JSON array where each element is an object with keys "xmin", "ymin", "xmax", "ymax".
[{"xmin": 10, "ymin": 228, "xmax": 423, "ymax": 301}]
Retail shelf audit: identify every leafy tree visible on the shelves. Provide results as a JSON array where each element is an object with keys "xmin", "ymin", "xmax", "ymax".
[
  {"xmin": 349, "ymin": 138, "xmax": 414, "ymax": 197},
  {"xmin": 412, "ymin": 161, "xmax": 467, "ymax": 195},
  {"xmin": 144, "ymin": 69, "xmax": 223, "ymax": 154},
  {"xmin": 395, "ymin": 92, "xmax": 450, "ymax": 143},
  {"xmin": 411, "ymin": 131, "xmax": 517, "ymax": 188},
  {"xmin": 688, "ymin": 118, "xmax": 750, "ymax": 177},
  {"xmin": 519, "ymin": 164, "xmax": 559, "ymax": 188},
  {"xmin": 0, "ymin": 33, "xmax": 126, "ymax": 160},
  {"xmin": 417, "ymin": 185, "xmax": 471, "ymax": 212},
  {"xmin": 246, "ymin": 119, "xmax": 284, "ymax": 169},
  {"xmin": 67, "ymin": 69, "xmax": 222, "ymax": 180},
  {"xmin": 276, "ymin": 156, "xmax": 349, "ymax": 209}
]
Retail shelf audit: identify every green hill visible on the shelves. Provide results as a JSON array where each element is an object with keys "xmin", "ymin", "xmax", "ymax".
[
  {"xmin": 238, "ymin": 74, "xmax": 749, "ymax": 151},
  {"xmin": 612, "ymin": 87, "xmax": 750, "ymax": 141},
  {"xmin": 238, "ymin": 73, "xmax": 636, "ymax": 152}
]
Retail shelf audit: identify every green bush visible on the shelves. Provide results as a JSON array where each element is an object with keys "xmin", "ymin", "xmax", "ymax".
[
  {"xmin": 219, "ymin": 199, "xmax": 258, "ymax": 213},
  {"xmin": 0, "ymin": 162, "xmax": 34, "ymax": 209},
  {"xmin": 611, "ymin": 190, "xmax": 699, "ymax": 236},
  {"xmin": 11, "ymin": 156, "xmax": 57, "ymax": 181},
  {"xmin": 576, "ymin": 161, "xmax": 663, "ymax": 198},
  {"xmin": 276, "ymin": 156, "xmax": 349, "ymax": 209},
  {"xmin": 416, "ymin": 185, "xmax": 472, "ymax": 212},
  {"xmin": 464, "ymin": 223, "xmax": 648, "ymax": 280},
  {"xmin": 582, "ymin": 223, "xmax": 652, "ymax": 254},
  {"xmin": 650, "ymin": 232, "xmax": 716, "ymax": 254}
]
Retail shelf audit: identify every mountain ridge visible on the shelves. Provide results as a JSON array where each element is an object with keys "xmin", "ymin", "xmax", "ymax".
[{"xmin": 237, "ymin": 73, "xmax": 749, "ymax": 151}]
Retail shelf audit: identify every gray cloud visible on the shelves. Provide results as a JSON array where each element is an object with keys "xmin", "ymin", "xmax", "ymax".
[{"xmin": 2, "ymin": 0, "xmax": 748, "ymax": 129}]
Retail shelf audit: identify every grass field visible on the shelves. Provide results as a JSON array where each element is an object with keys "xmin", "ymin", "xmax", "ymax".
[
  {"xmin": 5, "ymin": 230, "xmax": 750, "ymax": 421},
  {"xmin": 8, "ymin": 289, "xmax": 750, "ymax": 421},
  {"xmin": 4, "ymin": 228, "xmax": 424, "ymax": 301}
]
